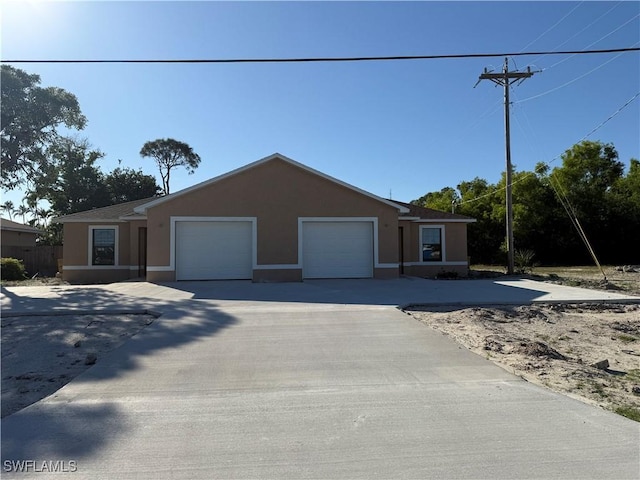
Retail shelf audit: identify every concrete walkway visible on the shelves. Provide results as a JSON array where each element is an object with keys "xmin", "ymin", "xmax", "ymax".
[{"xmin": 1, "ymin": 278, "xmax": 639, "ymax": 479}]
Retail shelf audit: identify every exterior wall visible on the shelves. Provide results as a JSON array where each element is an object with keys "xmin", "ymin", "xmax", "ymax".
[
  {"xmin": 127, "ymin": 220, "xmax": 147, "ymax": 277},
  {"xmin": 399, "ymin": 220, "xmax": 470, "ymax": 278},
  {"xmin": 146, "ymin": 158, "xmax": 399, "ymax": 282},
  {"xmin": 62, "ymin": 222, "xmax": 135, "ymax": 284},
  {"xmin": 1, "ymin": 230, "xmax": 39, "ymax": 248}
]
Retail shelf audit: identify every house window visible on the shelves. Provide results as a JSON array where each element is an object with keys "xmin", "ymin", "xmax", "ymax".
[
  {"xmin": 421, "ymin": 226, "xmax": 444, "ymax": 262},
  {"xmin": 91, "ymin": 227, "xmax": 116, "ymax": 265}
]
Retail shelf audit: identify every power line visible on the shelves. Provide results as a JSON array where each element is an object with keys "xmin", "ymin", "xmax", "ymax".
[
  {"xmin": 514, "ymin": 43, "xmax": 638, "ymax": 104},
  {"xmin": 545, "ymin": 13, "xmax": 640, "ymax": 70},
  {"xmin": 1, "ymin": 47, "xmax": 638, "ymax": 64},
  {"xmin": 527, "ymin": 1, "xmax": 623, "ymax": 66},
  {"xmin": 458, "ymin": 90, "xmax": 640, "ymax": 207},
  {"xmin": 518, "ymin": 2, "xmax": 585, "ymax": 53}
]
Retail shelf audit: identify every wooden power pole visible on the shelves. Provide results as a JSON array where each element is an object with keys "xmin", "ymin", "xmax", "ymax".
[{"xmin": 476, "ymin": 57, "xmax": 538, "ymax": 274}]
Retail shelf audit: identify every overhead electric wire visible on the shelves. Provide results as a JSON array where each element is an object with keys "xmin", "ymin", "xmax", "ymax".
[
  {"xmin": 1, "ymin": 47, "xmax": 638, "ymax": 64},
  {"xmin": 457, "ymin": 91, "xmax": 640, "ymax": 206},
  {"xmin": 514, "ymin": 43, "xmax": 638, "ymax": 104},
  {"xmin": 545, "ymin": 13, "xmax": 640, "ymax": 70},
  {"xmin": 518, "ymin": 1, "xmax": 585, "ymax": 53},
  {"xmin": 527, "ymin": 1, "xmax": 623, "ymax": 66}
]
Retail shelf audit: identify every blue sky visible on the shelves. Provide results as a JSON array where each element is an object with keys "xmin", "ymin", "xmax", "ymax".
[{"xmin": 2, "ymin": 1, "xmax": 639, "ymax": 209}]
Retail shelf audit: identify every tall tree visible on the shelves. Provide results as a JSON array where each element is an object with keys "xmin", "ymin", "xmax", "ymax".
[
  {"xmin": 139, "ymin": 138, "xmax": 201, "ymax": 195},
  {"xmin": 1, "ymin": 200, "xmax": 15, "ymax": 220},
  {"xmin": 105, "ymin": 167, "xmax": 160, "ymax": 204},
  {"xmin": 547, "ymin": 140, "xmax": 625, "ymax": 263},
  {"xmin": 412, "ymin": 187, "xmax": 460, "ymax": 213},
  {"xmin": 32, "ymin": 137, "xmax": 111, "ymax": 216},
  {"xmin": 1, "ymin": 66, "xmax": 86, "ymax": 189}
]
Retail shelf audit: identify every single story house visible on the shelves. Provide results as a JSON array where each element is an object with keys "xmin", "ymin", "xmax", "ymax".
[
  {"xmin": 1, "ymin": 218, "xmax": 43, "ymax": 252},
  {"xmin": 55, "ymin": 153, "xmax": 475, "ymax": 284}
]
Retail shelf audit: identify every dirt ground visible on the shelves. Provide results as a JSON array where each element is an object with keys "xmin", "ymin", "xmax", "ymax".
[
  {"xmin": 1, "ymin": 313, "xmax": 155, "ymax": 418},
  {"xmin": 406, "ymin": 302, "xmax": 640, "ymax": 421}
]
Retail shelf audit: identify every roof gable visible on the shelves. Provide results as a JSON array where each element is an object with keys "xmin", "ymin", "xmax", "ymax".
[{"xmin": 134, "ymin": 153, "xmax": 409, "ymax": 214}]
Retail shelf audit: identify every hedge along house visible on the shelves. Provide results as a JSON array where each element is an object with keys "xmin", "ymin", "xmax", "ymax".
[{"xmin": 55, "ymin": 153, "xmax": 475, "ymax": 284}]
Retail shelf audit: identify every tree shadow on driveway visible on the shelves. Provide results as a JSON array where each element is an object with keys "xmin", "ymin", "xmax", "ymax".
[{"xmin": 1, "ymin": 286, "xmax": 237, "ymax": 465}]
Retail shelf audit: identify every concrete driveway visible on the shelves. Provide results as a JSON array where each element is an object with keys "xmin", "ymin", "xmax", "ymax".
[{"xmin": 1, "ymin": 278, "xmax": 639, "ymax": 479}]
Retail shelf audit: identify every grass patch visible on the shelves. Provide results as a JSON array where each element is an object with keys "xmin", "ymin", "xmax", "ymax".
[
  {"xmin": 614, "ymin": 405, "xmax": 640, "ymax": 422},
  {"xmin": 616, "ymin": 334, "xmax": 638, "ymax": 344},
  {"xmin": 625, "ymin": 369, "xmax": 640, "ymax": 382},
  {"xmin": 0, "ymin": 277, "xmax": 66, "ymax": 287}
]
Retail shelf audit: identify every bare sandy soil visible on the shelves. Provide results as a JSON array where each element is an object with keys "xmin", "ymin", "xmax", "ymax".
[
  {"xmin": 406, "ymin": 303, "xmax": 640, "ymax": 421},
  {"xmin": 1, "ymin": 313, "xmax": 155, "ymax": 418}
]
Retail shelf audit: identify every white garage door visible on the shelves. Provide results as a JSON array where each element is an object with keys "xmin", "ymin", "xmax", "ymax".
[
  {"xmin": 302, "ymin": 221, "xmax": 374, "ymax": 279},
  {"xmin": 176, "ymin": 221, "xmax": 253, "ymax": 280}
]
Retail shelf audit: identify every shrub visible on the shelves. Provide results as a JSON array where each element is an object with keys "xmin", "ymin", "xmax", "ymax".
[
  {"xmin": 1, "ymin": 257, "xmax": 27, "ymax": 281},
  {"xmin": 514, "ymin": 249, "xmax": 536, "ymax": 274}
]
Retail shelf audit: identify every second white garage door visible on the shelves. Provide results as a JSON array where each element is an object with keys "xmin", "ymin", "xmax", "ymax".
[
  {"xmin": 302, "ymin": 221, "xmax": 374, "ymax": 279},
  {"xmin": 176, "ymin": 221, "xmax": 253, "ymax": 280}
]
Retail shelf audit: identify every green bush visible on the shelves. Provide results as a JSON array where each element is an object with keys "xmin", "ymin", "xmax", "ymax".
[
  {"xmin": 514, "ymin": 249, "xmax": 536, "ymax": 274},
  {"xmin": 1, "ymin": 257, "xmax": 27, "ymax": 281}
]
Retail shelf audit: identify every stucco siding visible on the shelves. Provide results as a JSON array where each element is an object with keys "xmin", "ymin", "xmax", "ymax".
[
  {"xmin": 398, "ymin": 220, "xmax": 470, "ymax": 278},
  {"xmin": 145, "ymin": 158, "xmax": 399, "ymax": 277},
  {"xmin": 62, "ymin": 222, "xmax": 134, "ymax": 283}
]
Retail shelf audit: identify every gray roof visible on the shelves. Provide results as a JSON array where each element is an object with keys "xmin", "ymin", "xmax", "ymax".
[
  {"xmin": 394, "ymin": 201, "xmax": 476, "ymax": 222},
  {"xmin": 0, "ymin": 218, "xmax": 43, "ymax": 234},
  {"xmin": 53, "ymin": 197, "xmax": 158, "ymax": 223}
]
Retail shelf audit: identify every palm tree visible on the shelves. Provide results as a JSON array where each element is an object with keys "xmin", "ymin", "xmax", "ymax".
[
  {"xmin": 35, "ymin": 207, "xmax": 52, "ymax": 228},
  {"xmin": 1, "ymin": 200, "xmax": 15, "ymax": 220},
  {"xmin": 15, "ymin": 204, "xmax": 30, "ymax": 224}
]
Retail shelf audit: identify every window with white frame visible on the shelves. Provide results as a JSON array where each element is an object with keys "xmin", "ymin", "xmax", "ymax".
[
  {"xmin": 90, "ymin": 227, "xmax": 117, "ymax": 266},
  {"xmin": 420, "ymin": 226, "xmax": 444, "ymax": 262}
]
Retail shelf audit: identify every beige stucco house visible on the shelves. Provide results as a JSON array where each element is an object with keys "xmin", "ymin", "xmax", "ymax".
[
  {"xmin": 1, "ymin": 218, "xmax": 42, "ymax": 252},
  {"xmin": 55, "ymin": 153, "xmax": 475, "ymax": 284}
]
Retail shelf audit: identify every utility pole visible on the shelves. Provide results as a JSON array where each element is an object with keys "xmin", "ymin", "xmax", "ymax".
[{"xmin": 476, "ymin": 57, "xmax": 539, "ymax": 274}]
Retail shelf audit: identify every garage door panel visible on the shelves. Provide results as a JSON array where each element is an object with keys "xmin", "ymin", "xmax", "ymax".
[
  {"xmin": 303, "ymin": 222, "xmax": 373, "ymax": 279},
  {"xmin": 176, "ymin": 221, "xmax": 252, "ymax": 280}
]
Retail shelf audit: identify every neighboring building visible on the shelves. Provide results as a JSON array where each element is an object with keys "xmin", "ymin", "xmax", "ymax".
[
  {"xmin": 1, "ymin": 218, "xmax": 42, "ymax": 252},
  {"xmin": 55, "ymin": 153, "xmax": 475, "ymax": 284}
]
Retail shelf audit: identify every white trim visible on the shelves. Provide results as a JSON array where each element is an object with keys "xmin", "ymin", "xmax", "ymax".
[
  {"xmin": 376, "ymin": 263, "xmax": 399, "ymax": 269},
  {"xmin": 146, "ymin": 266, "xmax": 174, "ymax": 272},
  {"xmin": 404, "ymin": 261, "xmax": 468, "ymax": 267},
  {"xmin": 170, "ymin": 217, "xmax": 258, "ymax": 274},
  {"xmin": 59, "ymin": 219, "xmax": 127, "ymax": 223},
  {"xmin": 64, "ymin": 265, "xmax": 133, "ymax": 271},
  {"xmin": 418, "ymin": 224, "xmax": 446, "ymax": 264},
  {"xmin": 88, "ymin": 225, "xmax": 119, "ymax": 267},
  {"xmin": 412, "ymin": 219, "xmax": 476, "ymax": 223},
  {"xmin": 134, "ymin": 153, "xmax": 409, "ymax": 214},
  {"xmin": 254, "ymin": 264, "xmax": 300, "ymax": 270}
]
